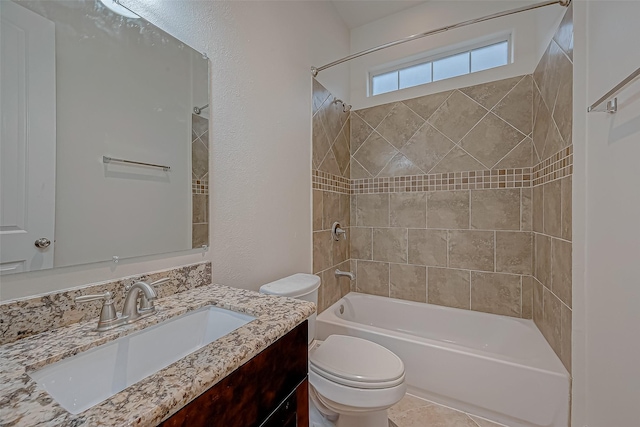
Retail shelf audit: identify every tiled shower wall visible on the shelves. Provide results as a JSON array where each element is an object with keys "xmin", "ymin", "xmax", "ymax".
[
  {"xmin": 192, "ymin": 114, "xmax": 209, "ymax": 248},
  {"xmin": 312, "ymin": 80, "xmax": 352, "ymax": 312},
  {"xmin": 349, "ymin": 76, "xmax": 535, "ymax": 320},
  {"xmin": 531, "ymin": 4, "xmax": 573, "ymax": 372},
  {"xmin": 311, "ymin": 6, "xmax": 572, "ymax": 372}
]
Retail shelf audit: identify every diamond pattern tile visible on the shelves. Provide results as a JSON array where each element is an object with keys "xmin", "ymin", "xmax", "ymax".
[
  {"xmin": 332, "ymin": 127, "xmax": 350, "ymax": 176},
  {"xmin": 356, "ymin": 102, "xmax": 395, "ymax": 128},
  {"xmin": 493, "ymin": 75, "xmax": 533, "ymax": 135},
  {"xmin": 428, "ymin": 90, "xmax": 487, "ymax": 142},
  {"xmin": 460, "ymin": 75, "xmax": 522, "ymax": 110},
  {"xmin": 460, "ymin": 113, "xmax": 526, "ymax": 168},
  {"xmin": 320, "ymin": 96, "xmax": 348, "ymax": 145},
  {"xmin": 493, "ymin": 137, "xmax": 533, "ymax": 169},
  {"xmin": 351, "ymin": 112, "xmax": 374, "ymax": 154},
  {"xmin": 378, "ymin": 152, "xmax": 424, "ymax": 177},
  {"xmin": 312, "ymin": 78, "xmax": 330, "ymax": 116},
  {"xmin": 353, "ymin": 132, "xmax": 397, "ymax": 177},
  {"xmin": 313, "ymin": 113, "xmax": 331, "ymax": 169},
  {"xmin": 402, "ymin": 90, "xmax": 452, "ymax": 120},
  {"xmin": 401, "ymin": 124, "xmax": 455, "ymax": 174},
  {"xmin": 377, "ymin": 102, "xmax": 425, "ymax": 150},
  {"xmin": 350, "ymin": 158, "xmax": 372, "ymax": 179},
  {"xmin": 318, "ymin": 148, "xmax": 341, "ymax": 176},
  {"xmin": 430, "ymin": 146, "xmax": 485, "ymax": 173}
]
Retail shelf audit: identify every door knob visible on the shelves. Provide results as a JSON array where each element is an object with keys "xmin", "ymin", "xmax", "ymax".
[{"xmin": 34, "ymin": 238, "xmax": 51, "ymax": 248}]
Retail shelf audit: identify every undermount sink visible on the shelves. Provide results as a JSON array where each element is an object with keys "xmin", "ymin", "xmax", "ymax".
[{"xmin": 28, "ymin": 306, "xmax": 256, "ymax": 414}]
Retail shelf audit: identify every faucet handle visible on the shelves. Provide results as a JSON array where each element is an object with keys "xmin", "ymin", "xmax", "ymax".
[
  {"xmin": 331, "ymin": 222, "xmax": 347, "ymax": 241},
  {"xmin": 75, "ymin": 291, "xmax": 120, "ymax": 331},
  {"xmin": 75, "ymin": 291, "xmax": 112, "ymax": 304},
  {"xmin": 138, "ymin": 278, "xmax": 168, "ymax": 312}
]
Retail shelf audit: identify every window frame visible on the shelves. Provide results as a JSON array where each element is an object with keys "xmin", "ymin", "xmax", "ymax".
[{"xmin": 368, "ymin": 34, "xmax": 512, "ymax": 97}]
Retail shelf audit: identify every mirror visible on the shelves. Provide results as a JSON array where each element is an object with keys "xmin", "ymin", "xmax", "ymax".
[{"xmin": 0, "ymin": 0, "xmax": 209, "ymax": 275}]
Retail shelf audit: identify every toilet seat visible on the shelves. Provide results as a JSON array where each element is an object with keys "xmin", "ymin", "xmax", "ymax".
[{"xmin": 309, "ymin": 335, "xmax": 405, "ymax": 389}]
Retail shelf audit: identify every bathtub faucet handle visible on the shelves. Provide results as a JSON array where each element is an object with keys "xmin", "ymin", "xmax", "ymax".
[{"xmin": 331, "ymin": 222, "xmax": 347, "ymax": 241}]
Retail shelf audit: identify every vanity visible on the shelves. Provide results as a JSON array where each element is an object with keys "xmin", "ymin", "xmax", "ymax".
[
  {"xmin": 0, "ymin": 279, "xmax": 315, "ymax": 426},
  {"xmin": 0, "ymin": 1, "xmax": 314, "ymax": 424}
]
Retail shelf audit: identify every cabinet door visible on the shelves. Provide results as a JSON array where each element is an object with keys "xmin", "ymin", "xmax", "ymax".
[
  {"xmin": 260, "ymin": 379, "xmax": 307, "ymax": 427},
  {"xmin": 159, "ymin": 321, "xmax": 308, "ymax": 427}
]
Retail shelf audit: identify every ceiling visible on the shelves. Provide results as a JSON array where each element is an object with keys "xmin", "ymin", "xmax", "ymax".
[{"xmin": 330, "ymin": 0, "xmax": 429, "ymax": 29}]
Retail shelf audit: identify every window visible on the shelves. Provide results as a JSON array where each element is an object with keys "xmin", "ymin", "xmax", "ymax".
[{"xmin": 370, "ymin": 38, "xmax": 510, "ymax": 96}]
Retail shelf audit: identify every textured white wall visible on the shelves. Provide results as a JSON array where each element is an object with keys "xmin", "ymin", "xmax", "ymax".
[
  {"xmin": 572, "ymin": 1, "xmax": 640, "ymax": 426},
  {"xmin": 348, "ymin": 0, "xmax": 566, "ymax": 109},
  {"xmin": 0, "ymin": 1, "xmax": 350, "ymax": 300}
]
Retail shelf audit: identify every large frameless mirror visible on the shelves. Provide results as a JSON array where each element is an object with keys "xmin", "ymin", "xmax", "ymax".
[{"xmin": 0, "ymin": 0, "xmax": 209, "ymax": 275}]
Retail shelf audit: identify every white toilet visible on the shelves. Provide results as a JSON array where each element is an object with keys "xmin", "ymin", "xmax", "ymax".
[{"xmin": 260, "ymin": 274, "xmax": 406, "ymax": 427}]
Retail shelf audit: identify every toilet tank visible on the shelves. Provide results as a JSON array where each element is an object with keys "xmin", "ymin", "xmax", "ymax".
[{"xmin": 259, "ymin": 273, "xmax": 320, "ymax": 345}]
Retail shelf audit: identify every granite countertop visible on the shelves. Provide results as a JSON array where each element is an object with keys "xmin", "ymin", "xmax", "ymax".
[{"xmin": 0, "ymin": 284, "xmax": 315, "ymax": 426}]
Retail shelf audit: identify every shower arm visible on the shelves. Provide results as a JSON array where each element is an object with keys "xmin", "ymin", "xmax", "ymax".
[{"xmin": 194, "ymin": 104, "xmax": 209, "ymax": 115}]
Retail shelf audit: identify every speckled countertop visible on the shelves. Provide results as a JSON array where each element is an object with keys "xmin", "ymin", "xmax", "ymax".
[{"xmin": 0, "ymin": 284, "xmax": 315, "ymax": 427}]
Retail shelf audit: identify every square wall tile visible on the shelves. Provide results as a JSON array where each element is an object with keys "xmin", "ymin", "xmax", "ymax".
[
  {"xmin": 533, "ymin": 185, "xmax": 544, "ymax": 233},
  {"xmin": 322, "ymin": 191, "xmax": 340, "ymax": 231},
  {"xmin": 522, "ymin": 276, "xmax": 534, "ymax": 319},
  {"xmin": 351, "ymin": 227, "xmax": 373, "ymax": 260},
  {"xmin": 471, "ymin": 272, "xmax": 521, "ymax": 317},
  {"xmin": 471, "ymin": 189, "xmax": 521, "ymax": 230},
  {"xmin": 357, "ymin": 194, "xmax": 389, "ymax": 227},
  {"xmin": 495, "ymin": 231, "xmax": 533, "ymax": 275},
  {"xmin": 448, "ymin": 230, "xmax": 495, "ymax": 272},
  {"xmin": 373, "ymin": 228, "xmax": 408, "ymax": 263},
  {"xmin": 390, "ymin": 264, "xmax": 427, "ymax": 303},
  {"xmin": 356, "ymin": 261, "xmax": 390, "ymax": 297},
  {"xmin": 427, "ymin": 191, "xmax": 470, "ymax": 229},
  {"xmin": 313, "ymin": 190, "xmax": 323, "ymax": 231},
  {"xmin": 408, "ymin": 229, "xmax": 448, "ymax": 267},
  {"xmin": 534, "ymin": 233, "xmax": 551, "ymax": 287},
  {"xmin": 313, "ymin": 231, "xmax": 332, "ymax": 274},
  {"xmin": 428, "ymin": 267, "xmax": 470, "ymax": 309},
  {"xmin": 543, "ymin": 180, "xmax": 562, "ymax": 238},
  {"xmin": 551, "ymin": 238, "xmax": 572, "ymax": 307},
  {"xmin": 561, "ymin": 176, "xmax": 572, "ymax": 241},
  {"xmin": 391, "ymin": 193, "xmax": 427, "ymax": 228}
]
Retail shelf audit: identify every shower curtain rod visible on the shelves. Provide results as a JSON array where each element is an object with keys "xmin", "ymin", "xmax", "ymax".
[{"xmin": 311, "ymin": 0, "xmax": 570, "ymax": 76}]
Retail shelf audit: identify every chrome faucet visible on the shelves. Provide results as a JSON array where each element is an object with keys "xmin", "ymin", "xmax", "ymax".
[
  {"xmin": 74, "ymin": 278, "xmax": 169, "ymax": 331},
  {"xmin": 335, "ymin": 269, "xmax": 355, "ymax": 280},
  {"xmin": 121, "ymin": 281, "xmax": 157, "ymax": 323}
]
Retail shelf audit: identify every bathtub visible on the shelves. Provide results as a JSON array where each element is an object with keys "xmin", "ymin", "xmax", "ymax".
[{"xmin": 316, "ymin": 293, "xmax": 570, "ymax": 427}]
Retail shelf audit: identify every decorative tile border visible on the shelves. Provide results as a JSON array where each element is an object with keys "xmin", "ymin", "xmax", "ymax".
[
  {"xmin": 351, "ymin": 168, "xmax": 532, "ymax": 194},
  {"xmin": 192, "ymin": 178, "xmax": 209, "ymax": 195},
  {"xmin": 312, "ymin": 170, "xmax": 350, "ymax": 194},
  {"xmin": 314, "ymin": 148, "xmax": 573, "ymax": 195},
  {"xmin": 532, "ymin": 146, "xmax": 573, "ymax": 186}
]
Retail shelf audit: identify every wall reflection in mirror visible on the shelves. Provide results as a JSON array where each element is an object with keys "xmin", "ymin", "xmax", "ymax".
[{"xmin": 0, "ymin": 0, "xmax": 209, "ymax": 275}]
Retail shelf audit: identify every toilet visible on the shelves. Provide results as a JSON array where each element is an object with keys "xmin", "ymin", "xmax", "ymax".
[{"xmin": 259, "ymin": 274, "xmax": 406, "ymax": 427}]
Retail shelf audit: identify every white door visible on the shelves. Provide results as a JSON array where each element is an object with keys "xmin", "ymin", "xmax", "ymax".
[{"xmin": 0, "ymin": 1, "xmax": 56, "ymax": 274}]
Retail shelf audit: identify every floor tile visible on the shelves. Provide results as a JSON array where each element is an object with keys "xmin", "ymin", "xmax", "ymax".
[
  {"xmin": 468, "ymin": 415, "xmax": 508, "ymax": 427},
  {"xmin": 389, "ymin": 395, "xmax": 511, "ymax": 427}
]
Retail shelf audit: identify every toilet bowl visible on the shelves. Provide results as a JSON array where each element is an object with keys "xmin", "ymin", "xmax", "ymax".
[{"xmin": 260, "ymin": 274, "xmax": 406, "ymax": 427}]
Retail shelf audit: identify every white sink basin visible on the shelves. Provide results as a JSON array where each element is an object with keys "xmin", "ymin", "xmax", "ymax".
[{"xmin": 29, "ymin": 306, "xmax": 255, "ymax": 414}]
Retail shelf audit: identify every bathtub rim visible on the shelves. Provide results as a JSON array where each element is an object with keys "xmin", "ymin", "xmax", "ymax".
[{"xmin": 317, "ymin": 292, "xmax": 569, "ymax": 378}]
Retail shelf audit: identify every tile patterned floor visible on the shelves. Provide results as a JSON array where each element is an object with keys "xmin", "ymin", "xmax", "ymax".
[{"xmin": 389, "ymin": 394, "xmax": 509, "ymax": 427}]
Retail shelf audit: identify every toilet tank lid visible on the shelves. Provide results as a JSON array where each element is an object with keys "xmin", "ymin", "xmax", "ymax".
[{"xmin": 259, "ymin": 273, "xmax": 321, "ymax": 298}]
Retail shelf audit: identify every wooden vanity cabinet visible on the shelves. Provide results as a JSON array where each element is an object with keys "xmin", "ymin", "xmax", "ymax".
[{"xmin": 159, "ymin": 321, "xmax": 309, "ymax": 427}]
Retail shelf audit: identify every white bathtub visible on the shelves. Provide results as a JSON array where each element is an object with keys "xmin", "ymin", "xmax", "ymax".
[{"xmin": 316, "ymin": 293, "xmax": 570, "ymax": 427}]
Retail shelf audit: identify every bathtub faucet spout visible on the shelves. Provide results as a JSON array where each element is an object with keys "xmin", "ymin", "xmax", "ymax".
[{"xmin": 335, "ymin": 269, "xmax": 355, "ymax": 280}]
